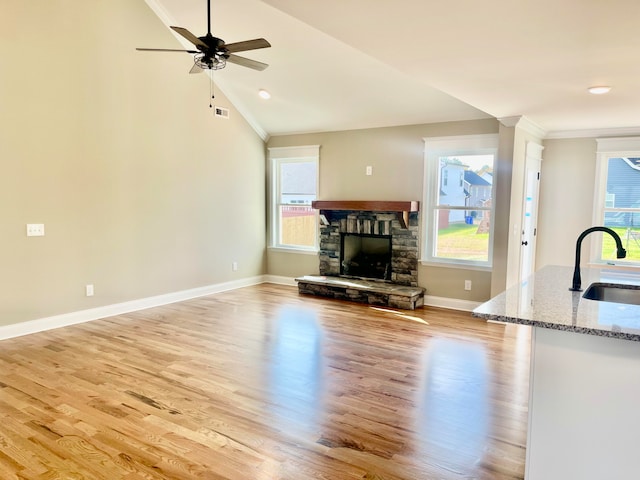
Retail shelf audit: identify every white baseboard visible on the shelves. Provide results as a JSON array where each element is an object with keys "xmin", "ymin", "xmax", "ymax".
[
  {"xmin": 0, "ymin": 277, "xmax": 484, "ymax": 342},
  {"xmin": 0, "ymin": 275, "xmax": 266, "ymax": 342},
  {"xmin": 262, "ymin": 275, "xmax": 298, "ymax": 286},
  {"xmin": 424, "ymin": 295, "xmax": 482, "ymax": 312}
]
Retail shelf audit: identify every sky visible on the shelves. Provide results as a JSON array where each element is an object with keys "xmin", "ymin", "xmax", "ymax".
[{"xmin": 445, "ymin": 154, "xmax": 494, "ymax": 172}]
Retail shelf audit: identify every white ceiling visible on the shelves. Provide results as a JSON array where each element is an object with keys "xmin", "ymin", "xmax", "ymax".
[{"xmin": 146, "ymin": 0, "xmax": 640, "ymax": 139}]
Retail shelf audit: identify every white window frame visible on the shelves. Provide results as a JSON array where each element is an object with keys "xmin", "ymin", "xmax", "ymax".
[
  {"xmin": 422, "ymin": 134, "xmax": 499, "ymax": 269},
  {"xmin": 268, "ymin": 145, "xmax": 320, "ymax": 253},
  {"xmin": 592, "ymin": 137, "xmax": 640, "ymax": 268}
]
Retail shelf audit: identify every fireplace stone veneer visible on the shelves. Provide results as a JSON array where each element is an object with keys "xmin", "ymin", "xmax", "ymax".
[
  {"xmin": 318, "ymin": 210, "xmax": 420, "ymax": 286},
  {"xmin": 296, "ymin": 202, "xmax": 424, "ymax": 310}
]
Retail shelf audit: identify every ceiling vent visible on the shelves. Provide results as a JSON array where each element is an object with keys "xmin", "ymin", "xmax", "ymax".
[{"xmin": 214, "ymin": 106, "xmax": 230, "ymax": 119}]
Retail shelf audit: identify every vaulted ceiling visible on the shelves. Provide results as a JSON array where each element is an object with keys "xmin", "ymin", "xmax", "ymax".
[{"xmin": 145, "ymin": 0, "xmax": 640, "ymax": 139}]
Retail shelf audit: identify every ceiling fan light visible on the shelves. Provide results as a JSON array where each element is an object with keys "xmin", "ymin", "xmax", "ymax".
[
  {"xmin": 194, "ymin": 53, "xmax": 226, "ymax": 71},
  {"xmin": 588, "ymin": 86, "xmax": 612, "ymax": 95},
  {"xmin": 258, "ymin": 89, "xmax": 271, "ymax": 99}
]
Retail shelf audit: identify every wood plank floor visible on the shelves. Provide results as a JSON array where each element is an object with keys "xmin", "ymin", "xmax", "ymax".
[{"xmin": 0, "ymin": 284, "xmax": 530, "ymax": 479}]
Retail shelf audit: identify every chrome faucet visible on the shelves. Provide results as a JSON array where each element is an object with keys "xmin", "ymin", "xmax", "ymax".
[{"xmin": 569, "ymin": 226, "xmax": 626, "ymax": 291}]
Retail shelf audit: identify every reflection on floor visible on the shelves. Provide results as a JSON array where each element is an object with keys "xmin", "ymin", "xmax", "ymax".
[{"xmin": 0, "ymin": 283, "xmax": 530, "ymax": 479}]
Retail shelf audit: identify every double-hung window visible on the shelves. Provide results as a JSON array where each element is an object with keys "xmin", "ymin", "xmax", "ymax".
[
  {"xmin": 422, "ymin": 134, "xmax": 498, "ymax": 268},
  {"xmin": 593, "ymin": 138, "xmax": 640, "ymax": 266},
  {"xmin": 268, "ymin": 145, "xmax": 319, "ymax": 251}
]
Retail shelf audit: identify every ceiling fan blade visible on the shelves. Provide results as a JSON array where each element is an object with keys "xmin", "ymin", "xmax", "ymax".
[
  {"xmin": 225, "ymin": 38, "xmax": 271, "ymax": 53},
  {"xmin": 189, "ymin": 63, "xmax": 203, "ymax": 74},
  {"xmin": 136, "ymin": 48, "xmax": 199, "ymax": 53},
  {"xmin": 226, "ymin": 54, "xmax": 269, "ymax": 71},
  {"xmin": 171, "ymin": 26, "xmax": 207, "ymax": 49}
]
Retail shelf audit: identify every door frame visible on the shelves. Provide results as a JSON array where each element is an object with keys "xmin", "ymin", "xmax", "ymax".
[{"xmin": 518, "ymin": 141, "xmax": 543, "ymax": 284}]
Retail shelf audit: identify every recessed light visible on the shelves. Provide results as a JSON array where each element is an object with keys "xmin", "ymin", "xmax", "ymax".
[
  {"xmin": 588, "ymin": 86, "xmax": 612, "ymax": 95},
  {"xmin": 258, "ymin": 89, "xmax": 271, "ymax": 99}
]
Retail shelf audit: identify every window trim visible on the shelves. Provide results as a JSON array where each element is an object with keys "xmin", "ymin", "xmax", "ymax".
[
  {"xmin": 422, "ymin": 134, "xmax": 499, "ymax": 269},
  {"xmin": 592, "ymin": 137, "xmax": 640, "ymax": 268},
  {"xmin": 268, "ymin": 145, "xmax": 320, "ymax": 252}
]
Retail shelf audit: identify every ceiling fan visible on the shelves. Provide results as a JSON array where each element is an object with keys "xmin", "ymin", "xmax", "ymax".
[{"xmin": 137, "ymin": 0, "xmax": 271, "ymax": 74}]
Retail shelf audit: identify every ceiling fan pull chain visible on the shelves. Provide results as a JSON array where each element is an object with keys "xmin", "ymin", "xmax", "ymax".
[{"xmin": 209, "ymin": 72, "xmax": 215, "ymax": 108}]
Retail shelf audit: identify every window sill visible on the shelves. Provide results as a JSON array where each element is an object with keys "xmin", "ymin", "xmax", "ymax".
[
  {"xmin": 420, "ymin": 259, "xmax": 492, "ymax": 272},
  {"xmin": 268, "ymin": 246, "xmax": 319, "ymax": 256},
  {"xmin": 587, "ymin": 262, "xmax": 640, "ymax": 272}
]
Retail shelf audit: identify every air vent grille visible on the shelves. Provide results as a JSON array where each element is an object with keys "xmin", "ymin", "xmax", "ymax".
[{"xmin": 214, "ymin": 106, "xmax": 230, "ymax": 119}]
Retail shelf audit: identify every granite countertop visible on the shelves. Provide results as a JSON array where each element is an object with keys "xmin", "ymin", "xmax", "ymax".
[{"xmin": 473, "ymin": 265, "xmax": 640, "ymax": 341}]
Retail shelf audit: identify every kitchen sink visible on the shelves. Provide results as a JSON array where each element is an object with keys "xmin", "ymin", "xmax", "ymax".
[{"xmin": 583, "ymin": 283, "xmax": 640, "ymax": 306}]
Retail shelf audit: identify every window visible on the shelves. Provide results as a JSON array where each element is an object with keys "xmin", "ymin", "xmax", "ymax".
[
  {"xmin": 605, "ymin": 193, "xmax": 615, "ymax": 208},
  {"xmin": 422, "ymin": 135, "xmax": 498, "ymax": 268},
  {"xmin": 593, "ymin": 138, "xmax": 640, "ymax": 266},
  {"xmin": 268, "ymin": 145, "xmax": 319, "ymax": 251}
]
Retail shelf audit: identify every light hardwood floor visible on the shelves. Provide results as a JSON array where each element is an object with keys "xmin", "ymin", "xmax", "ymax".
[{"xmin": 0, "ymin": 284, "xmax": 530, "ymax": 479}]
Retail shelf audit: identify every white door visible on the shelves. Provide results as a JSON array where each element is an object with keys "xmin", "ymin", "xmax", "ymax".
[{"xmin": 519, "ymin": 142, "xmax": 543, "ymax": 284}]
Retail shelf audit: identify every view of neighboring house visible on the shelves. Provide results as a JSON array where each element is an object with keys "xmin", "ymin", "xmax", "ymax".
[
  {"xmin": 281, "ymin": 162, "xmax": 317, "ymax": 205},
  {"xmin": 439, "ymin": 158, "xmax": 493, "ymax": 224},
  {"xmin": 477, "ymin": 165, "xmax": 494, "ymax": 185},
  {"xmin": 464, "ymin": 170, "xmax": 492, "ymax": 219},
  {"xmin": 439, "ymin": 158, "xmax": 468, "ymax": 223},
  {"xmin": 606, "ymin": 157, "xmax": 640, "ymax": 228}
]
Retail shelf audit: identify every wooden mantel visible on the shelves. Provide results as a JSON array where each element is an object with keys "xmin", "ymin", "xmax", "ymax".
[{"xmin": 311, "ymin": 200, "xmax": 419, "ymax": 228}]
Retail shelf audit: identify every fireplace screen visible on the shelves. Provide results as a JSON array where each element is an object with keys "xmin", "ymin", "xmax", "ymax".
[{"xmin": 340, "ymin": 233, "xmax": 392, "ymax": 280}]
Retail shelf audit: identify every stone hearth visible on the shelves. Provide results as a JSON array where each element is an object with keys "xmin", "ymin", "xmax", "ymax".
[{"xmin": 296, "ymin": 275, "xmax": 424, "ymax": 310}]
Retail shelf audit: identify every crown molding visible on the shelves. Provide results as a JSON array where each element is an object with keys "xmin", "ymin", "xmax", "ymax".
[
  {"xmin": 498, "ymin": 115, "xmax": 547, "ymax": 139},
  {"xmin": 144, "ymin": 0, "xmax": 173, "ymax": 25},
  {"xmin": 498, "ymin": 116, "xmax": 521, "ymax": 128},
  {"xmin": 545, "ymin": 126, "xmax": 640, "ymax": 140}
]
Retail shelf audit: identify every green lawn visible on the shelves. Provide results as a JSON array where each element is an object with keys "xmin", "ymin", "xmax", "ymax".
[
  {"xmin": 435, "ymin": 224, "xmax": 640, "ymax": 264},
  {"xmin": 436, "ymin": 223, "xmax": 489, "ymax": 261},
  {"xmin": 602, "ymin": 227, "xmax": 640, "ymax": 263}
]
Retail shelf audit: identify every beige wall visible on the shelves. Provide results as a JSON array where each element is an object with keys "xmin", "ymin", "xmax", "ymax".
[
  {"xmin": 266, "ymin": 119, "xmax": 499, "ymax": 301},
  {"xmin": 536, "ymin": 138, "xmax": 598, "ymax": 268},
  {"xmin": 267, "ymin": 251, "xmax": 319, "ymax": 278},
  {"xmin": 0, "ymin": 0, "xmax": 267, "ymax": 326}
]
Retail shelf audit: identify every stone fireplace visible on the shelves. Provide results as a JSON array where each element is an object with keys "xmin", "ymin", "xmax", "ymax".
[{"xmin": 296, "ymin": 201, "xmax": 425, "ymax": 310}]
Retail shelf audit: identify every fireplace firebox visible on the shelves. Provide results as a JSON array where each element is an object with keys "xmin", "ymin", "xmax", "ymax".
[{"xmin": 340, "ymin": 233, "xmax": 392, "ymax": 280}]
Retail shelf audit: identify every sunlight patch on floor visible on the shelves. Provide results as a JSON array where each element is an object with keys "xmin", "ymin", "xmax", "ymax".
[{"xmin": 369, "ymin": 306, "xmax": 429, "ymax": 325}]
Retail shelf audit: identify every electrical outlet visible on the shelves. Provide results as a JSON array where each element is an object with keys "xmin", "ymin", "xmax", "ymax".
[
  {"xmin": 26, "ymin": 224, "xmax": 45, "ymax": 236},
  {"xmin": 232, "ymin": 261, "xmax": 238, "ymax": 271},
  {"xmin": 464, "ymin": 280, "xmax": 472, "ymax": 291},
  {"xmin": 366, "ymin": 165, "xmax": 373, "ymax": 176},
  {"xmin": 85, "ymin": 284, "xmax": 94, "ymax": 297}
]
